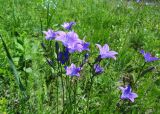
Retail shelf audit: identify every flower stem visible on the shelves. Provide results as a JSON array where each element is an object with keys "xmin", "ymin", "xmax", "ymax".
[
  {"xmin": 60, "ymin": 64, "xmax": 64, "ymax": 112},
  {"xmin": 56, "ymin": 77, "xmax": 59, "ymax": 114},
  {"xmin": 73, "ymin": 79, "xmax": 77, "ymax": 113},
  {"xmin": 87, "ymin": 74, "xmax": 94, "ymax": 113},
  {"xmin": 134, "ymin": 62, "xmax": 146, "ymax": 85}
]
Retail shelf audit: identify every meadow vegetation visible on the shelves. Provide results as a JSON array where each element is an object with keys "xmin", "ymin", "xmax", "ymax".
[{"xmin": 0, "ymin": 0, "xmax": 160, "ymax": 113}]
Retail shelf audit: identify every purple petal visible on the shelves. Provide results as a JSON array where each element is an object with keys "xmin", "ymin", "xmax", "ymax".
[
  {"xmin": 103, "ymin": 44, "xmax": 109, "ymax": 51},
  {"xmin": 55, "ymin": 31, "xmax": 67, "ymax": 43},
  {"xmin": 96, "ymin": 44, "xmax": 102, "ymax": 50},
  {"xmin": 119, "ymin": 85, "xmax": 138, "ymax": 102},
  {"xmin": 94, "ymin": 64, "xmax": 104, "ymax": 74},
  {"xmin": 96, "ymin": 44, "xmax": 118, "ymax": 60},
  {"xmin": 119, "ymin": 87, "xmax": 125, "ymax": 92},
  {"xmin": 82, "ymin": 42, "xmax": 90, "ymax": 51},
  {"xmin": 140, "ymin": 50, "xmax": 145, "ymax": 55},
  {"xmin": 62, "ymin": 22, "xmax": 76, "ymax": 30},
  {"xmin": 125, "ymin": 85, "xmax": 131, "ymax": 93},
  {"xmin": 43, "ymin": 29, "xmax": 57, "ymax": 40},
  {"xmin": 109, "ymin": 51, "xmax": 118, "ymax": 55},
  {"xmin": 129, "ymin": 93, "xmax": 138, "ymax": 102}
]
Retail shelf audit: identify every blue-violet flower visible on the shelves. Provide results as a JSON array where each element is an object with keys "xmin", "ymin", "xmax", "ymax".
[
  {"xmin": 140, "ymin": 50, "xmax": 159, "ymax": 62},
  {"xmin": 94, "ymin": 64, "xmax": 104, "ymax": 74},
  {"xmin": 56, "ymin": 31, "xmax": 90, "ymax": 53},
  {"xmin": 96, "ymin": 44, "xmax": 118, "ymax": 59},
  {"xmin": 43, "ymin": 29, "xmax": 57, "ymax": 40},
  {"xmin": 62, "ymin": 22, "xmax": 76, "ymax": 30},
  {"xmin": 119, "ymin": 85, "xmax": 138, "ymax": 102},
  {"xmin": 65, "ymin": 63, "xmax": 81, "ymax": 76}
]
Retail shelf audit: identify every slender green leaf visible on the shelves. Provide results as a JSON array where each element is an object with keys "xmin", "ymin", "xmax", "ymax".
[{"xmin": 0, "ymin": 34, "xmax": 25, "ymax": 92}]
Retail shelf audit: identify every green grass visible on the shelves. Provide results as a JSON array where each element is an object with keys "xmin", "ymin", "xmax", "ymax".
[{"xmin": 0, "ymin": 0, "xmax": 160, "ymax": 113}]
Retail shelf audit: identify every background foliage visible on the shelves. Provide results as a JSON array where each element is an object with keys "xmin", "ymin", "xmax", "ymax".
[{"xmin": 0, "ymin": 0, "xmax": 160, "ymax": 113}]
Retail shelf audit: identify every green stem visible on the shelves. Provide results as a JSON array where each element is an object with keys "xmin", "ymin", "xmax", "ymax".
[
  {"xmin": 65, "ymin": 76, "xmax": 72, "ymax": 112},
  {"xmin": 73, "ymin": 79, "xmax": 77, "ymax": 113},
  {"xmin": 87, "ymin": 75, "xmax": 94, "ymax": 114},
  {"xmin": 60, "ymin": 65, "xmax": 64, "ymax": 111},
  {"xmin": 134, "ymin": 62, "xmax": 146, "ymax": 85},
  {"xmin": 56, "ymin": 77, "xmax": 59, "ymax": 114}
]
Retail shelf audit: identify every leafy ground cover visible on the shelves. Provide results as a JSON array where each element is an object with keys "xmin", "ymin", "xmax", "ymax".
[{"xmin": 0, "ymin": 0, "xmax": 160, "ymax": 113}]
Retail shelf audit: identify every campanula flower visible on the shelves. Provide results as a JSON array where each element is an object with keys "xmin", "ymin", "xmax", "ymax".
[
  {"xmin": 56, "ymin": 31, "xmax": 80, "ymax": 46},
  {"xmin": 57, "ymin": 48, "xmax": 69, "ymax": 64},
  {"xmin": 96, "ymin": 44, "xmax": 118, "ymax": 59},
  {"xmin": 62, "ymin": 22, "xmax": 76, "ymax": 30},
  {"xmin": 140, "ymin": 50, "xmax": 159, "ymax": 62},
  {"xmin": 94, "ymin": 64, "xmax": 104, "ymax": 74},
  {"xmin": 56, "ymin": 31, "xmax": 90, "ymax": 53},
  {"xmin": 119, "ymin": 85, "xmax": 138, "ymax": 102},
  {"xmin": 43, "ymin": 29, "xmax": 57, "ymax": 40},
  {"xmin": 65, "ymin": 63, "xmax": 81, "ymax": 76}
]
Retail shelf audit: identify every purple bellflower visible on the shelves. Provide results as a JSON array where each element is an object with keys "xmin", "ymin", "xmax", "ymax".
[
  {"xmin": 94, "ymin": 64, "xmax": 104, "ymax": 74},
  {"xmin": 43, "ymin": 29, "xmax": 57, "ymax": 40},
  {"xmin": 119, "ymin": 85, "xmax": 138, "ymax": 102},
  {"xmin": 62, "ymin": 22, "xmax": 76, "ymax": 30},
  {"xmin": 56, "ymin": 31, "xmax": 90, "ymax": 53},
  {"xmin": 57, "ymin": 48, "xmax": 69, "ymax": 64},
  {"xmin": 65, "ymin": 63, "xmax": 81, "ymax": 76},
  {"xmin": 96, "ymin": 44, "xmax": 118, "ymax": 59},
  {"xmin": 140, "ymin": 50, "xmax": 159, "ymax": 62},
  {"xmin": 56, "ymin": 31, "xmax": 79, "ymax": 47}
]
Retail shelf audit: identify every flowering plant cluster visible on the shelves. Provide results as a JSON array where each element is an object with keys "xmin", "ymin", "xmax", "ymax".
[
  {"xmin": 42, "ymin": 21, "xmax": 159, "ymax": 113},
  {"xmin": 43, "ymin": 22, "xmax": 118, "ymax": 76}
]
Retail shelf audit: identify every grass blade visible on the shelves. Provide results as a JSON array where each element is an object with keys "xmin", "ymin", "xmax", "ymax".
[{"xmin": 0, "ymin": 34, "xmax": 25, "ymax": 92}]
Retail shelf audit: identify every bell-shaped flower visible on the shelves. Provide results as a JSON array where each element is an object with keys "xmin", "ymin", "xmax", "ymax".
[
  {"xmin": 140, "ymin": 50, "xmax": 159, "ymax": 62},
  {"xmin": 43, "ymin": 29, "xmax": 57, "ymax": 40},
  {"xmin": 62, "ymin": 22, "xmax": 76, "ymax": 30},
  {"xmin": 56, "ymin": 31, "xmax": 90, "ymax": 53},
  {"xmin": 119, "ymin": 85, "xmax": 138, "ymax": 102},
  {"xmin": 65, "ymin": 63, "xmax": 81, "ymax": 76},
  {"xmin": 96, "ymin": 44, "xmax": 118, "ymax": 59},
  {"xmin": 94, "ymin": 64, "xmax": 104, "ymax": 74}
]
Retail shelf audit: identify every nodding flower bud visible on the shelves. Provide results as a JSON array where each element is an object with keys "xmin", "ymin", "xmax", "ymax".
[
  {"xmin": 41, "ymin": 42, "xmax": 46, "ymax": 50},
  {"xmin": 80, "ymin": 53, "xmax": 89, "ymax": 68},
  {"xmin": 94, "ymin": 55, "xmax": 102, "ymax": 63},
  {"xmin": 55, "ymin": 42, "xmax": 59, "ymax": 55},
  {"xmin": 57, "ymin": 48, "xmax": 69, "ymax": 64},
  {"xmin": 84, "ymin": 53, "xmax": 89, "ymax": 60}
]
